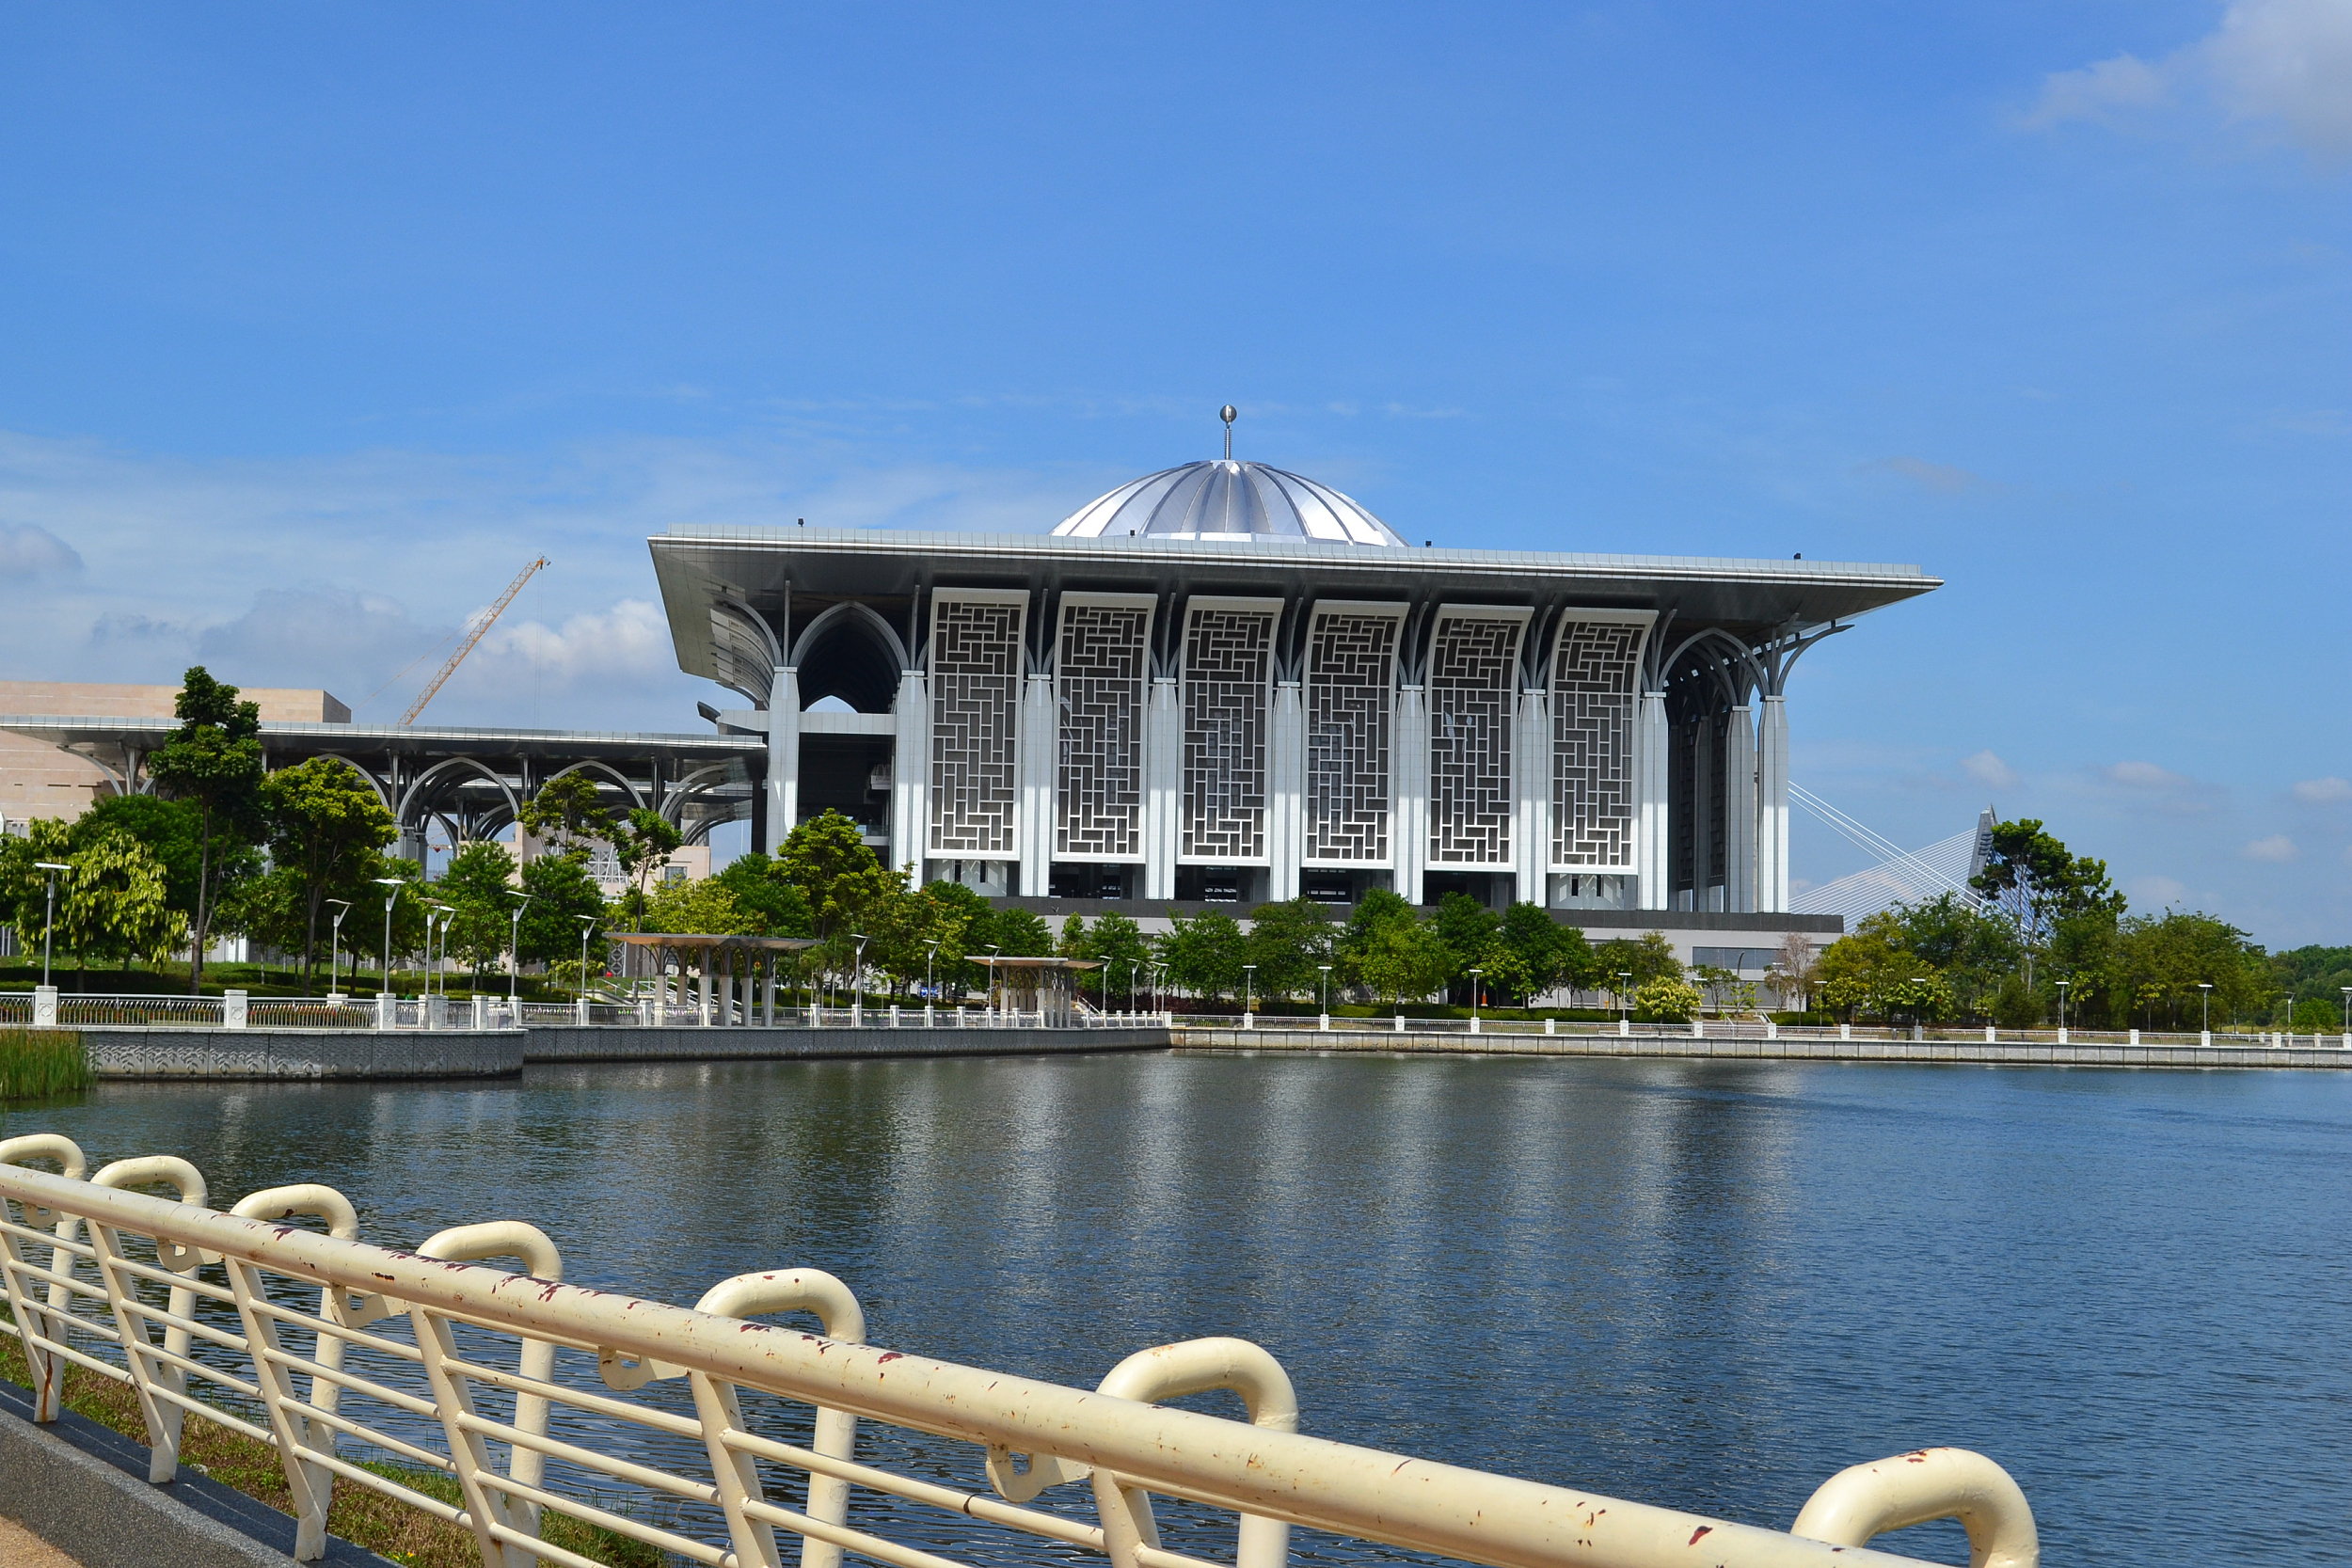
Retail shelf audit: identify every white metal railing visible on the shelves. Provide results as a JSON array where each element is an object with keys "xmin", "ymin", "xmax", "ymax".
[
  {"xmin": 1183, "ymin": 1013, "xmax": 2346, "ymax": 1050},
  {"xmin": 0, "ymin": 1136, "xmax": 2029, "ymax": 1568}
]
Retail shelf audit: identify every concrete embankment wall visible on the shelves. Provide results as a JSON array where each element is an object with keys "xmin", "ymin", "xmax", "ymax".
[
  {"xmin": 85, "ymin": 1027, "xmax": 527, "ymax": 1080},
  {"xmin": 1175, "ymin": 1026, "xmax": 2352, "ymax": 1069},
  {"xmin": 523, "ymin": 1024, "xmax": 1171, "ymax": 1063}
]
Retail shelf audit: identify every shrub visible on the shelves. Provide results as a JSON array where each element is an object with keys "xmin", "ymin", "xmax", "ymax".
[{"xmin": 1632, "ymin": 977, "xmax": 1704, "ymax": 1023}]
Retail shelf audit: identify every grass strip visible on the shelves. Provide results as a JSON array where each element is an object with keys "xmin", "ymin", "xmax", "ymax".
[
  {"xmin": 0, "ymin": 1318, "xmax": 660, "ymax": 1566},
  {"xmin": 0, "ymin": 1028, "xmax": 92, "ymax": 1105}
]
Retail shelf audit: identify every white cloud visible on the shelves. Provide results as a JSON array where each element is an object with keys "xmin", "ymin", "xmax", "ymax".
[
  {"xmin": 2022, "ymin": 1, "xmax": 2352, "ymax": 160},
  {"xmin": 1859, "ymin": 455, "xmax": 1984, "ymax": 495},
  {"xmin": 2130, "ymin": 874, "xmax": 2189, "ymax": 907},
  {"xmin": 1961, "ymin": 750, "xmax": 2019, "ymax": 789},
  {"xmin": 2293, "ymin": 776, "xmax": 2352, "ymax": 802},
  {"xmin": 0, "ymin": 521, "xmax": 82, "ymax": 576},
  {"xmin": 2087, "ymin": 759, "xmax": 2226, "ymax": 816},
  {"xmin": 2243, "ymin": 833, "xmax": 2299, "ymax": 863},
  {"xmin": 2020, "ymin": 53, "xmax": 2171, "ymax": 130}
]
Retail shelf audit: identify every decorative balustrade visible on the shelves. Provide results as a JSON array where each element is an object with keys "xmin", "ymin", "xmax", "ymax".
[{"xmin": 0, "ymin": 1135, "xmax": 2026, "ymax": 1568}]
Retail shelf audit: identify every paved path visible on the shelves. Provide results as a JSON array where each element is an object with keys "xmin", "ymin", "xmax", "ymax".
[{"xmin": 0, "ymin": 1517, "xmax": 81, "ymax": 1568}]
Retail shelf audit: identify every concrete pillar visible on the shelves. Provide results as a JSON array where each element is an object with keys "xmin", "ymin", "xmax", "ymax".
[
  {"xmin": 1756, "ymin": 695, "xmax": 1790, "ymax": 912},
  {"xmin": 1144, "ymin": 676, "xmax": 1182, "ymax": 900},
  {"xmin": 1393, "ymin": 683, "xmax": 1428, "ymax": 904},
  {"xmin": 1635, "ymin": 689, "xmax": 1670, "ymax": 910},
  {"xmin": 223, "ymin": 990, "xmax": 247, "ymax": 1029},
  {"xmin": 697, "ymin": 963, "xmax": 712, "ymax": 1026},
  {"xmin": 1514, "ymin": 688, "xmax": 1549, "ymax": 907},
  {"xmin": 765, "ymin": 667, "xmax": 800, "ymax": 853},
  {"xmin": 1692, "ymin": 712, "xmax": 1715, "ymax": 911},
  {"xmin": 891, "ymin": 669, "xmax": 928, "ymax": 879},
  {"xmin": 1267, "ymin": 681, "xmax": 1303, "ymax": 901},
  {"xmin": 1724, "ymin": 705, "xmax": 1756, "ymax": 912},
  {"xmin": 32, "ymin": 986, "xmax": 56, "ymax": 1028},
  {"xmin": 762, "ymin": 962, "xmax": 775, "ymax": 1026},
  {"xmin": 1018, "ymin": 672, "xmax": 1055, "ymax": 896}
]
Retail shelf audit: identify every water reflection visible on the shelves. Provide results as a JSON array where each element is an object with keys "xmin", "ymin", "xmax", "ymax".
[{"xmin": 11, "ymin": 1052, "xmax": 2349, "ymax": 1567}]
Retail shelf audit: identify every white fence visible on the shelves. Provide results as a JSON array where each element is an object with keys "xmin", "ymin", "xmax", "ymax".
[
  {"xmin": 0, "ymin": 1135, "xmax": 2031, "ymax": 1568},
  {"xmin": 1184, "ymin": 1012, "xmax": 2351, "ymax": 1050}
]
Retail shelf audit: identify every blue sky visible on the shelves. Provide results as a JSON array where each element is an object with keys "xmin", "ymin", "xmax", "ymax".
[{"xmin": 3, "ymin": 3, "xmax": 2348, "ymax": 942}]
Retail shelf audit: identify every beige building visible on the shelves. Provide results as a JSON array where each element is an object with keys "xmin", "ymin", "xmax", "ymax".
[{"xmin": 0, "ymin": 681, "xmax": 349, "ymax": 830}]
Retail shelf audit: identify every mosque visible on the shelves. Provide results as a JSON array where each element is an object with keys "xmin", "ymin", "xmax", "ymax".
[{"xmin": 652, "ymin": 412, "xmax": 1937, "ymax": 934}]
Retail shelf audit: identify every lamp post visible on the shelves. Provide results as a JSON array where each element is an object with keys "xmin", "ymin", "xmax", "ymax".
[
  {"xmin": 326, "ymin": 899, "xmax": 351, "ymax": 1000},
  {"xmin": 505, "ymin": 892, "xmax": 532, "ymax": 1007},
  {"xmin": 427, "ymin": 905, "xmax": 453, "ymax": 998},
  {"xmin": 1318, "ymin": 963, "xmax": 1332, "ymax": 1026},
  {"xmin": 2056, "ymin": 978, "xmax": 2069, "ymax": 1039},
  {"xmin": 924, "ymin": 939, "xmax": 940, "ymax": 1003},
  {"xmin": 1243, "ymin": 963, "xmax": 1256, "ymax": 1026},
  {"xmin": 850, "ymin": 933, "xmax": 868, "ymax": 1023},
  {"xmin": 1470, "ymin": 967, "xmax": 1484, "ymax": 1032},
  {"xmin": 986, "ymin": 945, "xmax": 1001, "ymax": 1018},
  {"xmin": 33, "ymin": 862, "xmax": 70, "ymax": 990},
  {"xmin": 374, "ymin": 878, "xmax": 405, "ymax": 993},
  {"xmin": 2199, "ymin": 981, "xmax": 2213, "ymax": 1040},
  {"xmin": 577, "ymin": 915, "xmax": 597, "ymax": 1006},
  {"xmin": 1617, "ymin": 970, "xmax": 1632, "ymax": 1025},
  {"xmin": 1129, "ymin": 959, "xmax": 1138, "ymax": 1019},
  {"xmin": 2341, "ymin": 986, "xmax": 2350, "ymax": 1037}
]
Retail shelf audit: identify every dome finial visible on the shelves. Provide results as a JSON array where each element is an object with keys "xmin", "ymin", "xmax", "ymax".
[{"xmin": 1220, "ymin": 404, "xmax": 1237, "ymax": 461}]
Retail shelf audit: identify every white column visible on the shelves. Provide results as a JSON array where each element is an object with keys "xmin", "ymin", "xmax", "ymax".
[
  {"xmin": 1635, "ymin": 689, "xmax": 1670, "ymax": 910},
  {"xmin": 1392, "ymin": 683, "xmax": 1428, "ymax": 904},
  {"xmin": 1018, "ymin": 672, "xmax": 1055, "ymax": 897},
  {"xmin": 890, "ymin": 669, "xmax": 928, "ymax": 879},
  {"xmin": 765, "ymin": 667, "xmax": 800, "ymax": 853},
  {"xmin": 1724, "ymin": 705, "xmax": 1756, "ymax": 913},
  {"xmin": 1145, "ymin": 676, "xmax": 1182, "ymax": 899},
  {"xmin": 1513, "ymin": 688, "xmax": 1548, "ymax": 907},
  {"xmin": 1757, "ymin": 694, "xmax": 1790, "ymax": 913},
  {"xmin": 1267, "ymin": 681, "xmax": 1303, "ymax": 901}
]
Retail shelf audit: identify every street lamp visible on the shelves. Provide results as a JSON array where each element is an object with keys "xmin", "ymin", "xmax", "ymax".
[
  {"xmin": 2341, "ymin": 986, "xmax": 2350, "ymax": 1037},
  {"xmin": 1243, "ymin": 963, "xmax": 1256, "ymax": 1021},
  {"xmin": 1470, "ymin": 967, "xmax": 1484, "ymax": 1030},
  {"xmin": 326, "ymin": 899, "xmax": 351, "ymax": 999},
  {"xmin": 1129, "ymin": 958, "xmax": 1139, "ymax": 1018},
  {"xmin": 1617, "ymin": 970, "xmax": 1632, "ymax": 1025},
  {"xmin": 33, "ymin": 862, "xmax": 70, "ymax": 990},
  {"xmin": 506, "ymin": 892, "xmax": 532, "ymax": 1007},
  {"xmin": 427, "ymin": 905, "xmax": 453, "ymax": 997},
  {"xmin": 1318, "ymin": 963, "xmax": 1332, "ymax": 1022},
  {"xmin": 2199, "ymin": 981, "xmax": 2213, "ymax": 1037},
  {"xmin": 373, "ymin": 878, "xmax": 405, "ymax": 993},
  {"xmin": 850, "ymin": 933, "xmax": 868, "ymax": 1019},
  {"xmin": 924, "ymin": 939, "xmax": 940, "ymax": 1004},
  {"xmin": 985, "ymin": 945, "xmax": 1001, "ymax": 1017},
  {"xmin": 2056, "ymin": 978, "xmax": 2070, "ymax": 1037},
  {"xmin": 577, "ymin": 915, "xmax": 597, "ymax": 1006}
]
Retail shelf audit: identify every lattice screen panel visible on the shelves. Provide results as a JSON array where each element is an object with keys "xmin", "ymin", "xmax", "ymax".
[
  {"xmin": 1304, "ymin": 611, "xmax": 1398, "ymax": 862},
  {"xmin": 929, "ymin": 599, "xmax": 1023, "ymax": 855},
  {"xmin": 1056, "ymin": 603, "xmax": 1149, "ymax": 858},
  {"xmin": 1182, "ymin": 608, "xmax": 1274, "ymax": 860},
  {"xmin": 1428, "ymin": 615, "xmax": 1522, "ymax": 864},
  {"xmin": 1549, "ymin": 620, "xmax": 1642, "ymax": 867}
]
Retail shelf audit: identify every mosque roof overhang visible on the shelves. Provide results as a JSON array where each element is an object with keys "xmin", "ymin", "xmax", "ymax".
[
  {"xmin": 0, "ymin": 715, "xmax": 764, "ymax": 765},
  {"xmin": 650, "ymin": 524, "xmax": 1939, "ymax": 686}
]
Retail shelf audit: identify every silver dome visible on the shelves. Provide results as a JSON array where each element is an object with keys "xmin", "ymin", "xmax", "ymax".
[{"xmin": 1052, "ymin": 460, "xmax": 1406, "ymax": 546}]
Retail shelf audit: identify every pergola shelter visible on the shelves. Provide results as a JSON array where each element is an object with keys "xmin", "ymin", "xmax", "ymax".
[
  {"xmin": 610, "ymin": 932, "xmax": 816, "ymax": 1026},
  {"xmin": 974, "ymin": 955, "xmax": 1100, "ymax": 1026}
]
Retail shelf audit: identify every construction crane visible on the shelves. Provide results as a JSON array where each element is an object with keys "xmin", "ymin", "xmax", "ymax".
[{"xmin": 400, "ymin": 556, "xmax": 549, "ymax": 725}]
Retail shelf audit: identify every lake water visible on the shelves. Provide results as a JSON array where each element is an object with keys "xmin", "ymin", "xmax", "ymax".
[{"xmin": 9, "ymin": 1051, "xmax": 2347, "ymax": 1567}]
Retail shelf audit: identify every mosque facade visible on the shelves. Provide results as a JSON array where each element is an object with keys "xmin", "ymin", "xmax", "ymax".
[{"xmin": 652, "ymin": 437, "xmax": 1937, "ymax": 919}]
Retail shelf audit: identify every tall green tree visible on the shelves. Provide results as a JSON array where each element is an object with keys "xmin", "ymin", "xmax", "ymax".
[
  {"xmin": 1354, "ymin": 917, "xmax": 1457, "ymax": 1006},
  {"xmin": 516, "ymin": 773, "xmax": 613, "ymax": 857},
  {"xmin": 1491, "ymin": 902, "xmax": 1591, "ymax": 1006},
  {"xmin": 711, "ymin": 851, "xmax": 817, "ymax": 937},
  {"xmin": 1082, "ymin": 911, "xmax": 1152, "ymax": 1010},
  {"xmin": 1335, "ymin": 889, "xmax": 1418, "ymax": 993},
  {"xmin": 1594, "ymin": 932, "xmax": 1682, "ymax": 990},
  {"xmin": 1159, "ymin": 911, "xmax": 1247, "ymax": 1003},
  {"xmin": 75, "ymin": 795, "xmax": 206, "ymax": 918},
  {"xmin": 437, "ymin": 842, "xmax": 519, "ymax": 976},
  {"xmin": 55, "ymin": 832, "xmax": 186, "ymax": 982},
  {"xmin": 516, "ymin": 853, "xmax": 608, "ymax": 965},
  {"xmin": 0, "ymin": 817, "xmax": 76, "ymax": 959},
  {"xmin": 259, "ymin": 757, "xmax": 397, "ymax": 984},
  {"xmin": 146, "ymin": 667, "xmax": 266, "ymax": 991},
  {"xmin": 1969, "ymin": 818, "xmax": 2124, "ymax": 985},
  {"xmin": 608, "ymin": 807, "xmax": 684, "ymax": 931},
  {"xmin": 1242, "ymin": 898, "xmax": 1336, "ymax": 1005},
  {"xmin": 1432, "ymin": 893, "xmax": 1502, "ymax": 1001}
]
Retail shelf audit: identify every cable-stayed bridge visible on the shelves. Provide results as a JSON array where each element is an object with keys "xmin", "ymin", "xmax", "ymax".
[{"xmin": 1788, "ymin": 789, "xmax": 1995, "ymax": 925}]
